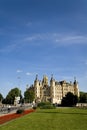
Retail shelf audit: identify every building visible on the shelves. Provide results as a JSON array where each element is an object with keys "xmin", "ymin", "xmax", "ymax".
[{"xmin": 28, "ymin": 75, "xmax": 79, "ymax": 104}]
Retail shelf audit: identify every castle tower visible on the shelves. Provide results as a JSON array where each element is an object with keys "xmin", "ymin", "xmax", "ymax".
[
  {"xmin": 73, "ymin": 77, "xmax": 80, "ymax": 97},
  {"xmin": 50, "ymin": 75, "xmax": 56, "ymax": 103},
  {"xmin": 42, "ymin": 75, "xmax": 48, "ymax": 86},
  {"xmin": 34, "ymin": 75, "xmax": 41, "ymax": 101}
]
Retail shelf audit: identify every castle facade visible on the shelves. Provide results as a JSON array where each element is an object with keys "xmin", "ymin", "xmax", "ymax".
[{"xmin": 29, "ymin": 75, "xmax": 79, "ymax": 104}]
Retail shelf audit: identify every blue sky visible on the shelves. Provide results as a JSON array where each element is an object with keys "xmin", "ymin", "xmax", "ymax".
[{"xmin": 0, "ymin": 0, "xmax": 87, "ymax": 97}]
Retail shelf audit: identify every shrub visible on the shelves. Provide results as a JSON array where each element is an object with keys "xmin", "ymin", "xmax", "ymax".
[
  {"xmin": 41, "ymin": 105, "xmax": 56, "ymax": 109},
  {"xmin": 37, "ymin": 102, "xmax": 56, "ymax": 109},
  {"xmin": 37, "ymin": 102, "xmax": 51, "ymax": 107},
  {"xmin": 16, "ymin": 109, "xmax": 24, "ymax": 114},
  {"xmin": 33, "ymin": 106, "xmax": 37, "ymax": 110}
]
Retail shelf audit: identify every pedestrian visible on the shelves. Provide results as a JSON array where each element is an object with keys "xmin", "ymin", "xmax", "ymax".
[{"xmin": 8, "ymin": 105, "xmax": 11, "ymax": 113}]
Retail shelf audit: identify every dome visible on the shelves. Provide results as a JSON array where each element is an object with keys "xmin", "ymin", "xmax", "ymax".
[
  {"xmin": 42, "ymin": 75, "xmax": 48, "ymax": 85},
  {"xmin": 43, "ymin": 75, "xmax": 48, "ymax": 80}
]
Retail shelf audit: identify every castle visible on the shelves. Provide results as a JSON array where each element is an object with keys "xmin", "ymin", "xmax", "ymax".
[{"xmin": 28, "ymin": 75, "xmax": 79, "ymax": 104}]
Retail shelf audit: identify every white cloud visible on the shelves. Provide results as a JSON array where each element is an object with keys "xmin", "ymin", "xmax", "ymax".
[
  {"xmin": 1, "ymin": 32, "xmax": 87, "ymax": 53},
  {"xmin": 0, "ymin": 43, "xmax": 19, "ymax": 53},
  {"xmin": 24, "ymin": 33, "xmax": 87, "ymax": 46},
  {"xmin": 55, "ymin": 34, "xmax": 87, "ymax": 45},
  {"xmin": 24, "ymin": 35, "xmax": 37, "ymax": 41},
  {"xmin": 26, "ymin": 72, "xmax": 33, "ymax": 76},
  {"xmin": 16, "ymin": 69, "xmax": 23, "ymax": 73},
  {"xmin": 24, "ymin": 34, "xmax": 47, "ymax": 42}
]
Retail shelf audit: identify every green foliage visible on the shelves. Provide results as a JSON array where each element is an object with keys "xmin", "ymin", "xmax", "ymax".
[
  {"xmin": 61, "ymin": 92, "xmax": 78, "ymax": 107},
  {"xmin": 5, "ymin": 87, "xmax": 21, "ymax": 104},
  {"xmin": 16, "ymin": 109, "xmax": 24, "ymax": 114},
  {"xmin": 37, "ymin": 102, "xmax": 51, "ymax": 107},
  {"xmin": 41, "ymin": 105, "xmax": 56, "ymax": 109},
  {"xmin": 24, "ymin": 90, "xmax": 35, "ymax": 103},
  {"xmin": 79, "ymin": 92, "xmax": 87, "ymax": 103},
  {"xmin": 37, "ymin": 102, "xmax": 55, "ymax": 109},
  {"xmin": 0, "ymin": 93, "xmax": 3, "ymax": 101}
]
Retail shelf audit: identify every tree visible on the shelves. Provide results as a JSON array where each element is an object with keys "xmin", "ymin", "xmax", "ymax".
[
  {"xmin": 79, "ymin": 92, "xmax": 87, "ymax": 103},
  {"xmin": 24, "ymin": 89, "xmax": 35, "ymax": 103},
  {"xmin": 61, "ymin": 92, "xmax": 78, "ymax": 107},
  {"xmin": 0, "ymin": 93, "xmax": 3, "ymax": 102},
  {"xmin": 5, "ymin": 87, "xmax": 21, "ymax": 104}
]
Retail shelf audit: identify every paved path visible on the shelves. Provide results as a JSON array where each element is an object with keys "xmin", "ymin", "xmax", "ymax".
[
  {"xmin": 0, "ymin": 109, "xmax": 17, "ymax": 117},
  {"xmin": 0, "ymin": 105, "xmax": 32, "ymax": 117}
]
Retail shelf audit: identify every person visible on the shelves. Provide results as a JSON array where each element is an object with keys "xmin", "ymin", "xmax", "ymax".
[{"xmin": 8, "ymin": 105, "xmax": 11, "ymax": 113}]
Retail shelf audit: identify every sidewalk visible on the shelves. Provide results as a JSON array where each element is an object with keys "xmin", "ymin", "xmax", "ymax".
[
  {"xmin": 0, "ymin": 105, "xmax": 32, "ymax": 117},
  {"xmin": 0, "ymin": 109, "xmax": 17, "ymax": 117}
]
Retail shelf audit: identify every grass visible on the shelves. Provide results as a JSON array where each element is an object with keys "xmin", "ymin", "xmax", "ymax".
[{"xmin": 0, "ymin": 107, "xmax": 87, "ymax": 130}]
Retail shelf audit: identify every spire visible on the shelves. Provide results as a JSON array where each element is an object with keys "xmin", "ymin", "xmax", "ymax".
[
  {"xmin": 74, "ymin": 76, "xmax": 76, "ymax": 81},
  {"xmin": 50, "ymin": 74, "xmax": 54, "ymax": 81},
  {"xmin": 35, "ymin": 74, "xmax": 38, "ymax": 81},
  {"xmin": 51, "ymin": 74, "xmax": 53, "ymax": 79},
  {"xmin": 74, "ymin": 76, "xmax": 77, "ymax": 85},
  {"xmin": 42, "ymin": 75, "xmax": 48, "ymax": 85},
  {"xmin": 51, "ymin": 74, "xmax": 53, "ymax": 80}
]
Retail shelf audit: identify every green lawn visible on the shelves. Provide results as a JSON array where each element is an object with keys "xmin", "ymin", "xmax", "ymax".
[{"xmin": 0, "ymin": 108, "xmax": 87, "ymax": 130}]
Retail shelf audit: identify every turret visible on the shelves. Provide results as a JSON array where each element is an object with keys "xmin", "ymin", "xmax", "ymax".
[
  {"xmin": 73, "ymin": 77, "xmax": 79, "ymax": 97},
  {"xmin": 50, "ymin": 74, "xmax": 55, "ymax": 86},
  {"xmin": 50, "ymin": 75, "xmax": 55, "ymax": 101},
  {"xmin": 34, "ymin": 75, "xmax": 41, "ymax": 100},
  {"xmin": 34, "ymin": 74, "xmax": 39, "ymax": 86},
  {"xmin": 42, "ymin": 75, "xmax": 48, "ymax": 86}
]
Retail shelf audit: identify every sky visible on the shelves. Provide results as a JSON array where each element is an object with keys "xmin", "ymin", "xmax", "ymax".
[{"xmin": 0, "ymin": 0, "xmax": 87, "ymax": 97}]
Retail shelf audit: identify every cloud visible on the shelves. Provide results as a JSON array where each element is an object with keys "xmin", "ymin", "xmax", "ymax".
[
  {"xmin": 26, "ymin": 72, "xmax": 34, "ymax": 76},
  {"xmin": 24, "ymin": 35, "xmax": 38, "ymax": 41},
  {"xmin": 0, "ymin": 43, "xmax": 19, "ymax": 53},
  {"xmin": 54, "ymin": 34, "xmax": 87, "ymax": 45},
  {"xmin": 16, "ymin": 69, "xmax": 23, "ymax": 73},
  {"xmin": 24, "ymin": 34, "xmax": 47, "ymax": 42},
  {"xmin": 24, "ymin": 33, "xmax": 87, "ymax": 46},
  {"xmin": 1, "ymin": 32, "xmax": 87, "ymax": 53}
]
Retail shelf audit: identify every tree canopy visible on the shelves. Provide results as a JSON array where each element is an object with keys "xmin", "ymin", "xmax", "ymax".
[
  {"xmin": 24, "ymin": 89, "xmax": 35, "ymax": 103},
  {"xmin": 79, "ymin": 92, "xmax": 87, "ymax": 103},
  {"xmin": 5, "ymin": 87, "xmax": 21, "ymax": 104},
  {"xmin": 61, "ymin": 92, "xmax": 78, "ymax": 107},
  {"xmin": 0, "ymin": 93, "xmax": 3, "ymax": 102}
]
